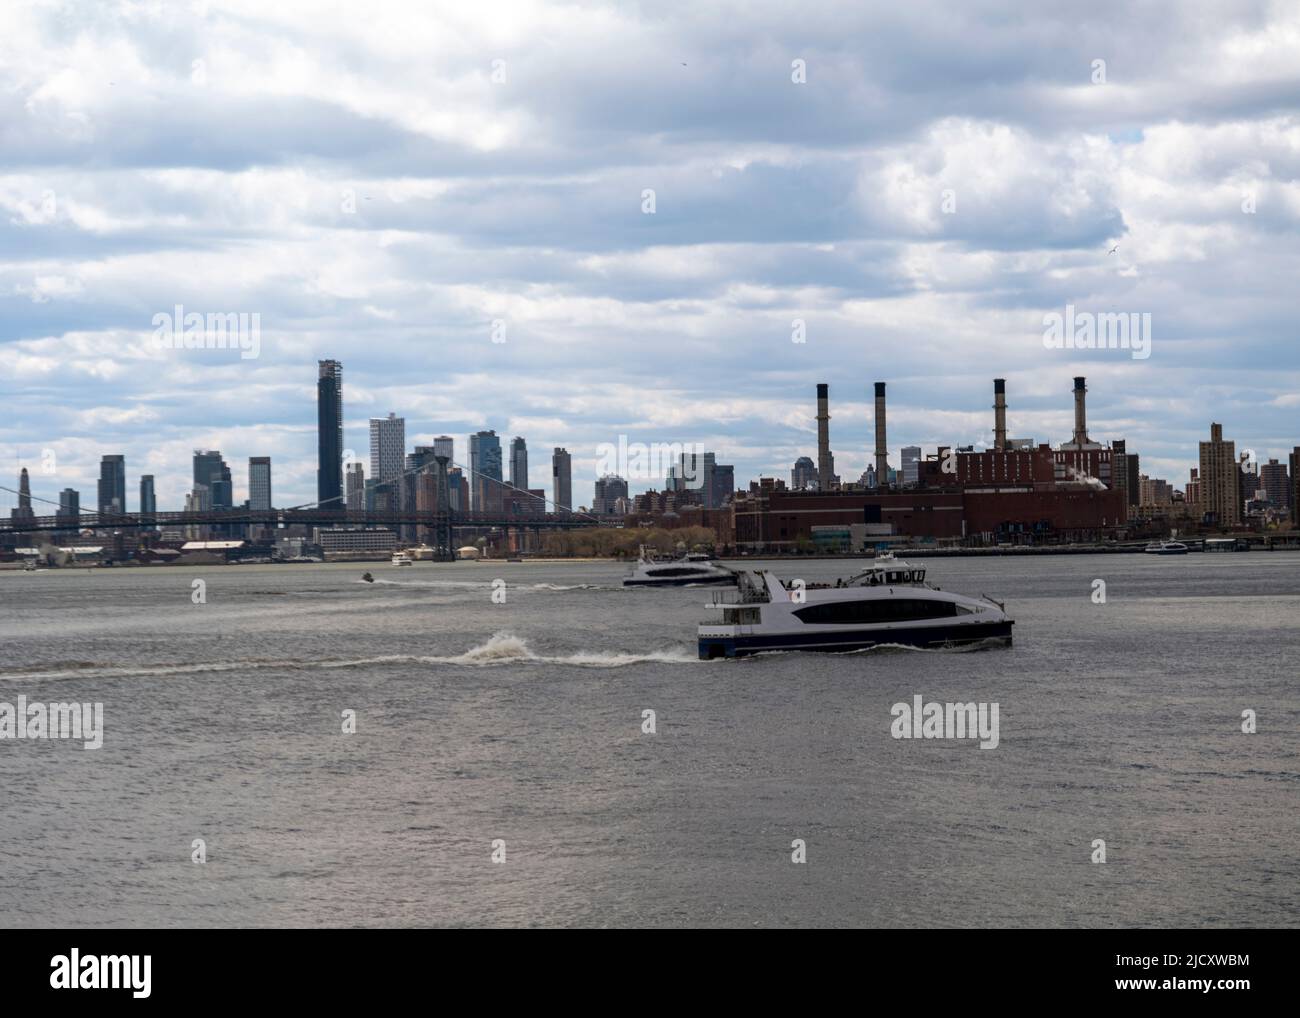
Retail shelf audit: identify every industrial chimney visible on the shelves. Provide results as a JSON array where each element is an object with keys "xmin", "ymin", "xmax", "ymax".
[
  {"xmin": 816, "ymin": 383, "xmax": 832, "ymax": 491},
  {"xmin": 993, "ymin": 378, "xmax": 1008, "ymax": 451},
  {"xmin": 874, "ymin": 382, "xmax": 888, "ymax": 487},
  {"xmin": 1072, "ymin": 376, "xmax": 1089, "ymax": 447}
]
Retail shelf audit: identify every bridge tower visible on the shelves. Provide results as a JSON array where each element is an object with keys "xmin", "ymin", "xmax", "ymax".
[{"xmin": 432, "ymin": 455, "xmax": 455, "ymax": 562}]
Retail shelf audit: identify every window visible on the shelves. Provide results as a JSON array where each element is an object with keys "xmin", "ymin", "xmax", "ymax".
[{"xmin": 793, "ymin": 598, "xmax": 957, "ymax": 625}]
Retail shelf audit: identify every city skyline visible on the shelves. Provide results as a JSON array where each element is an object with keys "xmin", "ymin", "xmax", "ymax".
[
  {"xmin": 4, "ymin": 363, "xmax": 1289, "ymax": 516},
  {"xmin": 2, "ymin": 3, "xmax": 1299, "ymax": 515}
]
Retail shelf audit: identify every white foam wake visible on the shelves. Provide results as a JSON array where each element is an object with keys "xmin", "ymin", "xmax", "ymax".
[
  {"xmin": 359, "ymin": 579, "xmax": 605, "ymax": 591},
  {"xmin": 420, "ymin": 631, "xmax": 697, "ymax": 667},
  {"xmin": 0, "ymin": 634, "xmax": 697, "ymax": 681}
]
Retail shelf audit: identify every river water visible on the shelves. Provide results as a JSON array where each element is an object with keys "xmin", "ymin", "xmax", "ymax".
[{"xmin": 0, "ymin": 553, "xmax": 1296, "ymax": 927}]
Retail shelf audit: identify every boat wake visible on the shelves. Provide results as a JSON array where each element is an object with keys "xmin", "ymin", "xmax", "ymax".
[
  {"xmin": 426, "ymin": 632, "xmax": 698, "ymax": 667},
  {"xmin": 0, "ymin": 634, "xmax": 699, "ymax": 681},
  {"xmin": 358, "ymin": 578, "xmax": 604, "ymax": 591}
]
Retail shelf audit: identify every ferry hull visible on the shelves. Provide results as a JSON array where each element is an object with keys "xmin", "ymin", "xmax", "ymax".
[{"xmin": 698, "ymin": 619, "xmax": 1013, "ymax": 659}]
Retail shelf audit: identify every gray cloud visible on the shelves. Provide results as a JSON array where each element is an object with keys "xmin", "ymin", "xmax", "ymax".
[{"xmin": 1, "ymin": 0, "xmax": 1298, "ymax": 509}]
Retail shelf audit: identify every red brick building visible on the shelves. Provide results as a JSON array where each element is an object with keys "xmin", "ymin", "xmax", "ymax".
[{"xmin": 732, "ymin": 483, "xmax": 1126, "ymax": 551}]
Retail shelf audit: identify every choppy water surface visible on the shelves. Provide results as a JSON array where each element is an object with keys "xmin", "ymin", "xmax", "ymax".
[{"xmin": 0, "ymin": 553, "xmax": 1297, "ymax": 928}]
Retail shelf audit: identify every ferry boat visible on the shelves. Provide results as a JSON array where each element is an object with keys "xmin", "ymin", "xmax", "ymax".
[
  {"xmin": 624, "ymin": 548, "xmax": 737, "ymax": 587},
  {"xmin": 698, "ymin": 560, "xmax": 1012, "ymax": 658},
  {"xmin": 391, "ymin": 552, "xmax": 414, "ymax": 567},
  {"xmin": 1144, "ymin": 541, "xmax": 1189, "ymax": 555}
]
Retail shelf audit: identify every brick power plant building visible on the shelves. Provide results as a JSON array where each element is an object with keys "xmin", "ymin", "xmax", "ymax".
[{"xmin": 733, "ymin": 377, "xmax": 1132, "ymax": 552}]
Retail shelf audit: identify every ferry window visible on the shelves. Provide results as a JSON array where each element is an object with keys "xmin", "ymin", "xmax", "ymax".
[{"xmin": 793, "ymin": 599, "xmax": 958, "ymax": 624}]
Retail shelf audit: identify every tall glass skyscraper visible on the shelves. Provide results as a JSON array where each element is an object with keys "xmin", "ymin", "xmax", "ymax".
[
  {"xmin": 57, "ymin": 487, "xmax": 80, "ymax": 528},
  {"xmin": 139, "ymin": 475, "xmax": 156, "ymax": 516},
  {"xmin": 98, "ymin": 455, "xmax": 126, "ymax": 514},
  {"xmin": 509, "ymin": 436, "xmax": 528, "ymax": 491},
  {"xmin": 193, "ymin": 450, "xmax": 233, "ymax": 509},
  {"xmin": 317, "ymin": 360, "xmax": 344, "ymax": 508},
  {"xmin": 469, "ymin": 431, "xmax": 503, "ymax": 513},
  {"xmin": 552, "ymin": 447, "xmax": 572, "ymax": 514}
]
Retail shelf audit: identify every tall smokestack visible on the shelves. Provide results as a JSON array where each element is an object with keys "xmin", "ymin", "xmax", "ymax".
[
  {"xmin": 993, "ymin": 378, "xmax": 1007, "ymax": 451},
  {"xmin": 874, "ymin": 382, "xmax": 888, "ymax": 487},
  {"xmin": 816, "ymin": 383, "xmax": 832, "ymax": 490},
  {"xmin": 1072, "ymin": 376, "xmax": 1089, "ymax": 447}
]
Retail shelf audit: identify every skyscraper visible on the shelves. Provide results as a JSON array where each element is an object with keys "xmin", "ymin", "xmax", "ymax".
[
  {"xmin": 593, "ymin": 475, "xmax": 629, "ymax": 515},
  {"xmin": 1198, "ymin": 422, "xmax": 1240, "ymax": 528},
  {"xmin": 552, "ymin": 447, "xmax": 572, "ymax": 514},
  {"xmin": 433, "ymin": 436, "xmax": 454, "ymax": 463},
  {"xmin": 901, "ymin": 446, "xmax": 921, "ymax": 487},
  {"xmin": 11, "ymin": 468, "xmax": 35, "ymax": 524},
  {"xmin": 404, "ymin": 446, "xmax": 439, "ymax": 541},
  {"xmin": 249, "ymin": 457, "xmax": 272, "ymax": 511},
  {"xmin": 317, "ymin": 360, "xmax": 344, "ymax": 508},
  {"xmin": 56, "ymin": 488, "xmax": 80, "ymax": 528},
  {"xmin": 469, "ymin": 430, "xmax": 503, "ymax": 513},
  {"xmin": 791, "ymin": 456, "xmax": 816, "ymax": 490},
  {"xmin": 1111, "ymin": 441, "xmax": 1131, "ymax": 518},
  {"xmin": 139, "ymin": 475, "xmax": 156, "ymax": 520},
  {"xmin": 509, "ymin": 436, "xmax": 528, "ymax": 491},
  {"xmin": 193, "ymin": 451, "xmax": 233, "ymax": 509},
  {"xmin": 1185, "ymin": 467, "xmax": 1201, "ymax": 512},
  {"xmin": 369, "ymin": 412, "xmax": 405, "ymax": 484},
  {"xmin": 1260, "ymin": 458, "xmax": 1289, "ymax": 509},
  {"xmin": 193, "ymin": 450, "xmax": 232, "ymax": 536},
  {"xmin": 1289, "ymin": 448, "xmax": 1300, "ymax": 527},
  {"xmin": 98, "ymin": 455, "xmax": 126, "ymax": 515},
  {"xmin": 447, "ymin": 467, "xmax": 468, "ymax": 512},
  {"xmin": 707, "ymin": 462, "xmax": 734, "ymax": 508},
  {"xmin": 346, "ymin": 462, "xmax": 365, "ymax": 511},
  {"xmin": 185, "ymin": 484, "xmax": 210, "ymax": 541}
]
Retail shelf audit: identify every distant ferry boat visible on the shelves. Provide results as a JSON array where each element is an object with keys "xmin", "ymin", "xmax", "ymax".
[
  {"xmin": 624, "ymin": 548, "xmax": 737, "ymax": 587},
  {"xmin": 391, "ymin": 552, "xmax": 414, "ymax": 567},
  {"xmin": 698, "ymin": 560, "xmax": 1012, "ymax": 659},
  {"xmin": 1144, "ymin": 541, "xmax": 1189, "ymax": 555}
]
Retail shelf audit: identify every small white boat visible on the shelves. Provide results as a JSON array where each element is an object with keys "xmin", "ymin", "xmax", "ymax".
[
  {"xmin": 698, "ymin": 559, "xmax": 1012, "ymax": 658},
  {"xmin": 1144, "ymin": 541, "xmax": 1188, "ymax": 555},
  {"xmin": 391, "ymin": 552, "xmax": 414, "ymax": 567},
  {"xmin": 624, "ymin": 547, "xmax": 737, "ymax": 587}
]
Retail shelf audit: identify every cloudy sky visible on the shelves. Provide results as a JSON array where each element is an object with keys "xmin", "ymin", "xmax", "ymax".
[{"xmin": 2, "ymin": 0, "xmax": 1298, "ymax": 512}]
